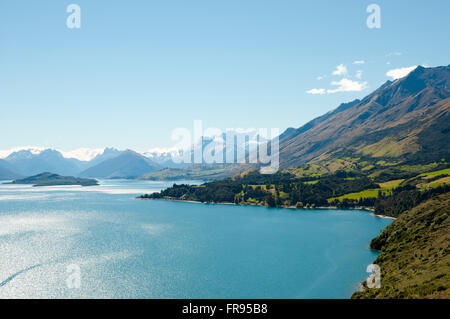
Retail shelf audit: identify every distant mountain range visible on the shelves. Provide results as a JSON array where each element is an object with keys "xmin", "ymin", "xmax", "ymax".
[
  {"xmin": 4, "ymin": 149, "xmax": 85, "ymax": 177},
  {"xmin": 0, "ymin": 129, "xmax": 268, "ymax": 180},
  {"xmin": 1, "ymin": 65, "xmax": 448, "ymax": 180},
  {"xmin": 85, "ymin": 148, "xmax": 123, "ymax": 167},
  {"xmin": 0, "ymin": 147, "xmax": 163, "ymax": 180}
]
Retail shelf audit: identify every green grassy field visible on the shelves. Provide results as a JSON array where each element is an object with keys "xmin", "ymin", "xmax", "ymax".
[
  {"xmin": 328, "ymin": 188, "xmax": 391, "ymax": 202},
  {"xmin": 329, "ymin": 168, "xmax": 450, "ymax": 203},
  {"xmin": 417, "ymin": 176, "xmax": 450, "ymax": 189},
  {"xmin": 304, "ymin": 180, "xmax": 318, "ymax": 185},
  {"xmin": 418, "ymin": 168, "xmax": 450, "ymax": 177}
]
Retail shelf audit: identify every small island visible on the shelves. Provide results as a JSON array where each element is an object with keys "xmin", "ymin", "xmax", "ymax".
[{"xmin": 6, "ymin": 172, "xmax": 99, "ymax": 187}]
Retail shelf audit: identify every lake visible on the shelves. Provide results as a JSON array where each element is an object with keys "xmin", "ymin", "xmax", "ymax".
[{"xmin": 0, "ymin": 179, "xmax": 391, "ymax": 299}]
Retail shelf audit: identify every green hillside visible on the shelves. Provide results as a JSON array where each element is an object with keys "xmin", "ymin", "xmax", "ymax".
[{"xmin": 353, "ymin": 192, "xmax": 450, "ymax": 299}]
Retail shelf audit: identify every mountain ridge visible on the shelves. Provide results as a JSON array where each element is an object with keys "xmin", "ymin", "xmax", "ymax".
[
  {"xmin": 0, "ymin": 159, "xmax": 22, "ymax": 180},
  {"xmin": 278, "ymin": 65, "xmax": 450, "ymax": 169},
  {"xmin": 79, "ymin": 150, "xmax": 161, "ymax": 179},
  {"xmin": 4, "ymin": 149, "xmax": 84, "ymax": 176}
]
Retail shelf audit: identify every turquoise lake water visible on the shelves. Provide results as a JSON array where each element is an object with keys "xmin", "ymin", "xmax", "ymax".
[{"xmin": 0, "ymin": 179, "xmax": 391, "ymax": 299}]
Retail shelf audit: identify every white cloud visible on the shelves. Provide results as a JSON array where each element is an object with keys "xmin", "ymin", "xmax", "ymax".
[
  {"xmin": 332, "ymin": 64, "xmax": 348, "ymax": 76},
  {"xmin": 61, "ymin": 148, "xmax": 105, "ymax": 161},
  {"xmin": 308, "ymin": 63, "xmax": 369, "ymax": 96},
  {"xmin": 386, "ymin": 66, "xmax": 417, "ymax": 80},
  {"xmin": 327, "ymin": 78, "xmax": 368, "ymax": 94},
  {"xmin": 317, "ymin": 75, "xmax": 326, "ymax": 80},
  {"xmin": 355, "ymin": 70, "xmax": 363, "ymax": 79},
  {"xmin": 306, "ymin": 88, "xmax": 326, "ymax": 95}
]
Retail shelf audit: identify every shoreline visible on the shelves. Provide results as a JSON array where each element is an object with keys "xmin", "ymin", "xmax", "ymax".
[
  {"xmin": 138, "ymin": 196, "xmax": 395, "ymax": 218},
  {"xmin": 369, "ymin": 213, "xmax": 396, "ymax": 220},
  {"xmin": 139, "ymin": 195, "xmax": 396, "ymax": 297}
]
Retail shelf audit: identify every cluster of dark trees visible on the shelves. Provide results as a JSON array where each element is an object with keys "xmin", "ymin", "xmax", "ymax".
[
  {"xmin": 290, "ymin": 176, "xmax": 378, "ymax": 206},
  {"xmin": 329, "ymin": 197, "xmax": 377, "ymax": 208},
  {"xmin": 140, "ymin": 181, "xmax": 241, "ymax": 203},
  {"xmin": 374, "ymin": 184, "xmax": 450, "ymax": 217},
  {"xmin": 326, "ymin": 184, "xmax": 450, "ymax": 215},
  {"xmin": 139, "ymin": 169, "xmax": 450, "ymax": 220},
  {"xmin": 139, "ymin": 169, "xmax": 450, "ymax": 217},
  {"xmin": 139, "ymin": 171, "xmax": 379, "ymax": 207}
]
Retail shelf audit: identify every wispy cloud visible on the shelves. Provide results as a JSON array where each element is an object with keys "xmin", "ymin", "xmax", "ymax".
[
  {"xmin": 386, "ymin": 66, "xmax": 417, "ymax": 80},
  {"xmin": 332, "ymin": 64, "xmax": 348, "ymax": 76},
  {"xmin": 306, "ymin": 88, "xmax": 326, "ymax": 95},
  {"xmin": 327, "ymin": 78, "xmax": 368, "ymax": 94},
  {"xmin": 307, "ymin": 62, "xmax": 369, "ymax": 95},
  {"xmin": 386, "ymin": 52, "xmax": 402, "ymax": 57},
  {"xmin": 355, "ymin": 70, "xmax": 363, "ymax": 79},
  {"xmin": 316, "ymin": 75, "xmax": 326, "ymax": 80},
  {"xmin": 61, "ymin": 148, "xmax": 105, "ymax": 161}
]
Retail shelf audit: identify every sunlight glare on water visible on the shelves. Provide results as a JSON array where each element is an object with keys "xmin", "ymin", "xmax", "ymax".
[{"xmin": 0, "ymin": 179, "xmax": 391, "ymax": 299}]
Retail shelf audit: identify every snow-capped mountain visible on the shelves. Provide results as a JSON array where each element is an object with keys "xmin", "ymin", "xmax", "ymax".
[
  {"xmin": 0, "ymin": 146, "xmax": 47, "ymax": 159},
  {"xmin": 165, "ymin": 129, "xmax": 269, "ymax": 164},
  {"xmin": 0, "ymin": 147, "xmax": 120, "ymax": 161},
  {"xmin": 142, "ymin": 148, "xmax": 185, "ymax": 168},
  {"xmin": 87, "ymin": 148, "xmax": 122, "ymax": 167}
]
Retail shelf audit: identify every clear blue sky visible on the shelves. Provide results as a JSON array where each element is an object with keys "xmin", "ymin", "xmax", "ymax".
[{"xmin": 1, "ymin": 0, "xmax": 449, "ymax": 152}]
